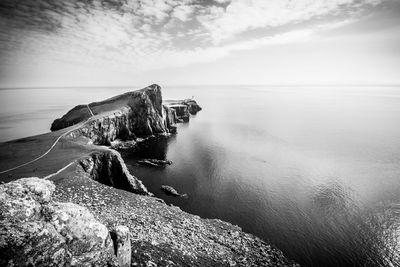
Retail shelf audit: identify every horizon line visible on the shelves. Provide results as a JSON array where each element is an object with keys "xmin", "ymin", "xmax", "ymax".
[{"xmin": 1, "ymin": 83, "xmax": 400, "ymax": 90}]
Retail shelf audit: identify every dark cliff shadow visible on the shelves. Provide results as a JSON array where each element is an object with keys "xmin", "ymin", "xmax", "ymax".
[{"xmin": 122, "ymin": 135, "xmax": 176, "ymax": 160}]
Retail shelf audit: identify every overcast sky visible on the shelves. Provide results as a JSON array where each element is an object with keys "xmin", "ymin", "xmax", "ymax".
[{"xmin": 0, "ymin": 0, "xmax": 399, "ymax": 87}]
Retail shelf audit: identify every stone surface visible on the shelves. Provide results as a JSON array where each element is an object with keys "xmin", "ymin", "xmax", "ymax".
[
  {"xmin": 0, "ymin": 178, "xmax": 117, "ymax": 267},
  {"xmin": 137, "ymin": 159, "xmax": 173, "ymax": 167},
  {"xmin": 53, "ymin": 176, "xmax": 299, "ymax": 267},
  {"xmin": 77, "ymin": 149, "xmax": 151, "ymax": 196},
  {"xmin": 52, "ymin": 85, "xmax": 202, "ymax": 147},
  {"xmin": 161, "ymin": 185, "xmax": 183, "ymax": 197},
  {"xmin": 111, "ymin": 225, "xmax": 131, "ymax": 267}
]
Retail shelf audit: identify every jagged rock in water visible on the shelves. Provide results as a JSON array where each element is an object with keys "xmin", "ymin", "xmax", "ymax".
[
  {"xmin": 164, "ymin": 98, "xmax": 202, "ymax": 119},
  {"xmin": 137, "ymin": 159, "xmax": 173, "ymax": 167},
  {"xmin": 77, "ymin": 149, "xmax": 151, "ymax": 196},
  {"xmin": 0, "ymin": 178, "xmax": 117, "ymax": 267},
  {"xmin": 163, "ymin": 105, "xmax": 178, "ymax": 133},
  {"xmin": 161, "ymin": 185, "xmax": 185, "ymax": 197},
  {"xmin": 110, "ymin": 225, "xmax": 131, "ymax": 267},
  {"xmin": 167, "ymin": 104, "xmax": 190, "ymax": 122},
  {"xmin": 182, "ymin": 99, "xmax": 202, "ymax": 115}
]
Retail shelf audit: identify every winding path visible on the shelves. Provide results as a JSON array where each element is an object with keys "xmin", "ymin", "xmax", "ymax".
[
  {"xmin": 87, "ymin": 104, "xmax": 94, "ymax": 116},
  {"xmin": 0, "ymin": 105, "xmax": 95, "ymax": 175},
  {"xmin": 43, "ymin": 161, "xmax": 75, "ymax": 180}
]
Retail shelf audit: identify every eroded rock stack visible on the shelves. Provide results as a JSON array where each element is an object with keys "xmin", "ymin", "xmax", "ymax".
[{"xmin": 77, "ymin": 149, "xmax": 151, "ymax": 196}]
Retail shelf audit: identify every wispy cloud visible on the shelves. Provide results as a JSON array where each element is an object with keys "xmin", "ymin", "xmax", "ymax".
[
  {"xmin": 197, "ymin": 0, "xmax": 384, "ymax": 43},
  {"xmin": 0, "ymin": 0, "xmax": 394, "ymax": 86}
]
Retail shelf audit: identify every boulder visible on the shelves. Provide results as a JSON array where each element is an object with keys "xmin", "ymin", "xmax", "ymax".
[
  {"xmin": 111, "ymin": 225, "xmax": 131, "ymax": 267},
  {"xmin": 0, "ymin": 178, "xmax": 117, "ymax": 267}
]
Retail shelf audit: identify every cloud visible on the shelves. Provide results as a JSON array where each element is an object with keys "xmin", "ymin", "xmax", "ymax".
[
  {"xmin": 0, "ymin": 0, "xmax": 392, "ymax": 86},
  {"xmin": 197, "ymin": 0, "xmax": 384, "ymax": 43},
  {"xmin": 171, "ymin": 4, "xmax": 196, "ymax": 21}
]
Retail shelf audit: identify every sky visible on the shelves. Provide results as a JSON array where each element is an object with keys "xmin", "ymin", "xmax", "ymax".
[{"xmin": 0, "ymin": 0, "xmax": 399, "ymax": 87}]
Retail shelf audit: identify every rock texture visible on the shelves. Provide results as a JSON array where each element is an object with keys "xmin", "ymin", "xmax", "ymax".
[
  {"xmin": 164, "ymin": 99, "xmax": 202, "ymax": 117},
  {"xmin": 0, "ymin": 178, "xmax": 117, "ymax": 267},
  {"xmin": 52, "ymin": 84, "xmax": 202, "ymax": 146},
  {"xmin": 161, "ymin": 185, "xmax": 184, "ymax": 197},
  {"xmin": 53, "ymin": 175, "xmax": 299, "ymax": 267},
  {"xmin": 77, "ymin": 149, "xmax": 150, "ymax": 196},
  {"xmin": 137, "ymin": 159, "xmax": 173, "ymax": 167},
  {"xmin": 110, "ymin": 225, "xmax": 131, "ymax": 267}
]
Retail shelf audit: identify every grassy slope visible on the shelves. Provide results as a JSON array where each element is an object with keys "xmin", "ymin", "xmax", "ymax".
[
  {"xmin": 0, "ymin": 129, "xmax": 100, "ymax": 183},
  {"xmin": 0, "ymin": 129, "xmax": 68, "ymax": 170}
]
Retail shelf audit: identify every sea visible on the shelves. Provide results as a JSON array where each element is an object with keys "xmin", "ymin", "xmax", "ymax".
[{"xmin": 1, "ymin": 85, "xmax": 400, "ymax": 266}]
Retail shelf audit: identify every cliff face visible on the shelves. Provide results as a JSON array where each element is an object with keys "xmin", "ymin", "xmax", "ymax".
[
  {"xmin": 68, "ymin": 107, "xmax": 138, "ymax": 145},
  {"xmin": 125, "ymin": 84, "xmax": 168, "ymax": 136},
  {"xmin": 77, "ymin": 150, "xmax": 150, "ymax": 196},
  {"xmin": 57, "ymin": 84, "xmax": 201, "ymax": 145}
]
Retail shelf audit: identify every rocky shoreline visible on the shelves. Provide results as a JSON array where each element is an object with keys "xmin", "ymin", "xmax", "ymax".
[{"xmin": 0, "ymin": 84, "xmax": 299, "ymax": 266}]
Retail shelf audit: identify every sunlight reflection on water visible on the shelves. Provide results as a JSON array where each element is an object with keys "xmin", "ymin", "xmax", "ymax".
[
  {"xmin": 1, "ymin": 85, "xmax": 400, "ymax": 266},
  {"xmin": 122, "ymin": 86, "xmax": 400, "ymax": 266}
]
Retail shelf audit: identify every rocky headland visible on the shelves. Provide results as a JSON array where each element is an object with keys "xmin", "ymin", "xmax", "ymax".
[{"xmin": 0, "ymin": 84, "xmax": 298, "ymax": 266}]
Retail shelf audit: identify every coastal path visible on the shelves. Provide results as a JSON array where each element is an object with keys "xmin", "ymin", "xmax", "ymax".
[{"xmin": 0, "ymin": 105, "xmax": 95, "ymax": 175}]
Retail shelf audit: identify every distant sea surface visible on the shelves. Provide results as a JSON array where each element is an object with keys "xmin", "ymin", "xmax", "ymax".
[{"xmin": 1, "ymin": 85, "xmax": 400, "ymax": 266}]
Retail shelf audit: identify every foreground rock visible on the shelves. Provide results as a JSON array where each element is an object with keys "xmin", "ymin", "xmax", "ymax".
[
  {"xmin": 110, "ymin": 225, "xmax": 131, "ymax": 267},
  {"xmin": 0, "ymin": 177, "xmax": 298, "ymax": 266},
  {"xmin": 0, "ymin": 178, "xmax": 117, "ymax": 266},
  {"xmin": 53, "ymin": 174, "xmax": 299, "ymax": 266}
]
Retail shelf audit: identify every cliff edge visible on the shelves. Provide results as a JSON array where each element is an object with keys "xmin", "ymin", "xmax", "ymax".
[
  {"xmin": 0, "ymin": 85, "xmax": 298, "ymax": 266},
  {"xmin": 51, "ymin": 84, "xmax": 201, "ymax": 145}
]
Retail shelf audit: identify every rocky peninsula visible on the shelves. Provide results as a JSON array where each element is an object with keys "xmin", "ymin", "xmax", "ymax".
[{"xmin": 0, "ymin": 84, "xmax": 298, "ymax": 266}]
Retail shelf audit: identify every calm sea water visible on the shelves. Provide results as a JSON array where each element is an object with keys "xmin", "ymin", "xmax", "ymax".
[{"xmin": 1, "ymin": 86, "xmax": 400, "ymax": 266}]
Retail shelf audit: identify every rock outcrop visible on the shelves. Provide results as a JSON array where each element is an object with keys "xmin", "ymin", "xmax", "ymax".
[
  {"xmin": 77, "ymin": 149, "xmax": 151, "ymax": 196},
  {"xmin": 54, "ymin": 84, "xmax": 201, "ymax": 146},
  {"xmin": 164, "ymin": 99, "xmax": 202, "ymax": 117},
  {"xmin": 161, "ymin": 185, "xmax": 185, "ymax": 197},
  {"xmin": 110, "ymin": 226, "xmax": 131, "ymax": 267},
  {"xmin": 0, "ymin": 178, "xmax": 117, "ymax": 266},
  {"xmin": 137, "ymin": 159, "xmax": 173, "ymax": 167},
  {"xmin": 53, "ymin": 175, "xmax": 299, "ymax": 267}
]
